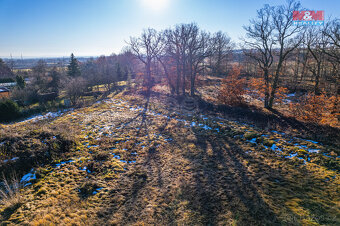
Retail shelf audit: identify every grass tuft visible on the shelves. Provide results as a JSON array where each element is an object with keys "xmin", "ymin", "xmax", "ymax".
[{"xmin": 0, "ymin": 174, "xmax": 23, "ymax": 221}]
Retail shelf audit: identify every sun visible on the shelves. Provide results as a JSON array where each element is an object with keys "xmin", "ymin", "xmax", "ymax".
[{"xmin": 140, "ymin": 0, "xmax": 169, "ymax": 12}]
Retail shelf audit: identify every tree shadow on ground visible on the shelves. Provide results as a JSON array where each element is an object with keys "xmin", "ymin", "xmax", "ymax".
[
  {"xmin": 177, "ymin": 125, "xmax": 338, "ymax": 225},
  {"xmin": 96, "ymin": 93, "xmax": 338, "ymax": 225},
  {"xmin": 120, "ymin": 91, "xmax": 151, "ymax": 137},
  {"xmin": 196, "ymin": 96, "xmax": 340, "ymax": 146},
  {"xmin": 177, "ymin": 130, "xmax": 283, "ymax": 225}
]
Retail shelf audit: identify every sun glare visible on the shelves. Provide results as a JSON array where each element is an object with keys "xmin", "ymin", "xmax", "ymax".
[{"xmin": 140, "ymin": 0, "xmax": 169, "ymax": 12}]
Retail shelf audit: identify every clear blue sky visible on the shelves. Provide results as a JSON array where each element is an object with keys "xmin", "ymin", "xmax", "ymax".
[{"xmin": 0, "ymin": 0, "xmax": 339, "ymax": 58}]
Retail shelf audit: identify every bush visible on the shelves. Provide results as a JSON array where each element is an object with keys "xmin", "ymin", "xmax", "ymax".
[
  {"xmin": 217, "ymin": 65, "xmax": 247, "ymax": 106},
  {"xmin": 248, "ymin": 77, "xmax": 288, "ymax": 104},
  {"xmin": 11, "ymin": 86, "xmax": 39, "ymax": 105},
  {"xmin": 289, "ymin": 92, "xmax": 340, "ymax": 127},
  {"xmin": 63, "ymin": 77, "xmax": 86, "ymax": 106},
  {"xmin": 0, "ymin": 99, "xmax": 21, "ymax": 122}
]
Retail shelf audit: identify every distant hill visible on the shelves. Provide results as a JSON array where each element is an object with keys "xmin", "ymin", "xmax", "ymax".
[{"xmin": 0, "ymin": 58, "xmax": 14, "ymax": 79}]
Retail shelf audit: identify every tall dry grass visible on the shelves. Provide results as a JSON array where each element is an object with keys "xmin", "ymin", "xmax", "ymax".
[{"xmin": 0, "ymin": 173, "xmax": 23, "ymax": 208}]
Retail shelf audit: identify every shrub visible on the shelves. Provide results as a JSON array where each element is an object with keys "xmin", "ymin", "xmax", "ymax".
[
  {"xmin": 0, "ymin": 99, "xmax": 21, "ymax": 122},
  {"xmin": 274, "ymin": 87, "xmax": 289, "ymax": 104},
  {"xmin": 63, "ymin": 77, "xmax": 86, "ymax": 106},
  {"xmin": 11, "ymin": 86, "xmax": 39, "ymax": 105},
  {"xmin": 289, "ymin": 92, "xmax": 340, "ymax": 127},
  {"xmin": 16, "ymin": 75, "xmax": 25, "ymax": 89},
  {"xmin": 248, "ymin": 77, "xmax": 266, "ymax": 100},
  {"xmin": 217, "ymin": 66, "xmax": 247, "ymax": 106},
  {"xmin": 248, "ymin": 77, "xmax": 288, "ymax": 105}
]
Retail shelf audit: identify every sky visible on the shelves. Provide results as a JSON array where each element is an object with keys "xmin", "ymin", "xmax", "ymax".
[{"xmin": 0, "ymin": 0, "xmax": 339, "ymax": 58}]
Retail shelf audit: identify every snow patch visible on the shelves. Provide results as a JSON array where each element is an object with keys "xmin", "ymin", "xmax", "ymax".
[
  {"xmin": 20, "ymin": 169, "xmax": 36, "ymax": 185},
  {"xmin": 249, "ymin": 138, "xmax": 257, "ymax": 144}
]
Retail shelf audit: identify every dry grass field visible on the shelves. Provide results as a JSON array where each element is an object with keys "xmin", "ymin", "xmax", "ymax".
[{"xmin": 0, "ymin": 83, "xmax": 339, "ymax": 225}]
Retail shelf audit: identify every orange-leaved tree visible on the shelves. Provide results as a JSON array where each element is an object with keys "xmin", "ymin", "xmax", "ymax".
[{"xmin": 217, "ymin": 65, "xmax": 247, "ymax": 106}]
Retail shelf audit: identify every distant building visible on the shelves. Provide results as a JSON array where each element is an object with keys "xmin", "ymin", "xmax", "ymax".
[
  {"xmin": 0, "ymin": 82, "xmax": 17, "ymax": 89},
  {"xmin": 0, "ymin": 87, "xmax": 10, "ymax": 99}
]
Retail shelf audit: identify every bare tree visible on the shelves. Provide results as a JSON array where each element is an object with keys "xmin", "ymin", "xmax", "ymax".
[
  {"xmin": 323, "ymin": 19, "xmax": 340, "ymax": 111},
  {"xmin": 323, "ymin": 19, "xmax": 340, "ymax": 64},
  {"xmin": 291, "ymin": 48, "xmax": 301, "ymax": 91},
  {"xmin": 187, "ymin": 29, "xmax": 213, "ymax": 96},
  {"xmin": 163, "ymin": 26, "xmax": 184, "ymax": 95},
  {"xmin": 128, "ymin": 28, "xmax": 163, "ymax": 95},
  {"xmin": 175, "ymin": 24, "xmax": 192, "ymax": 95},
  {"xmin": 156, "ymin": 34, "xmax": 176, "ymax": 95},
  {"xmin": 163, "ymin": 23, "xmax": 213, "ymax": 96},
  {"xmin": 64, "ymin": 77, "xmax": 86, "ymax": 106},
  {"xmin": 243, "ymin": 0, "xmax": 303, "ymax": 108},
  {"xmin": 304, "ymin": 26, "xmax": 328, "ymax": 94},
  {"xmin": 268, "ymin": 0, "xmax": 303, "ymax": 108},
  {"xmin": 97, "ymin": 55, "xmax": 117, "ymax": 92},
  {"xmin": 81, "ymin": 58, "xmax": 99, "ymax": 91},
  {"xmin": 210, "ymin": 31, "xmax": 233, "ymax": 75},
  {"xmin": 243, "ymin": 4, "xmax": 275, "ymax": 108}
]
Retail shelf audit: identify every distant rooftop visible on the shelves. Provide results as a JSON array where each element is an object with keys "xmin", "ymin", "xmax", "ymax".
[{"xmin": 0, "ymin": 82, "xmax": 16, "ymax": 87}]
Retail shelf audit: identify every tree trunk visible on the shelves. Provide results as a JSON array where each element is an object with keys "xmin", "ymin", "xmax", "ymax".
[
  {"xmin": 268, "ymin": 60, "xmax": 283, "ymax": 108},
  {"xmin": 300, "ymin": 51, "xmax": 309, "ymax": 83},
  {"xmin": 314, "ymin": 62, "xmax": 321, "ymax": 95},
  {"xmin": 159, "ymin": 58, "xmax": 175, "ymax": 94},
  {"xmin": 176, "ymin": 59, "xmax": 181, "ymax": 96},
  {"xmin": 264, "ymin": 68, "xmax": 270, "ymax": 108},
  {"xmin": 146, "ymin": 60, "xmax": 152, "ymax": 95},
  {"xmin": 190, "ymin": 75, "xmax": 195, "ymax": 96},
  {"xmin": 190, "ymin": 66, "xmax": 195, "ymax": 96},
  {"xmin": 293, "ymin": 51, "xmax": 301, "ymax": 92},
  {"xmin": 182, "ymin": 60, "xmax": 186, "ymax": 95}
]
